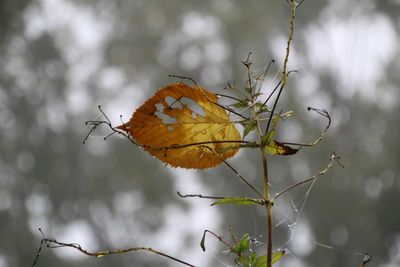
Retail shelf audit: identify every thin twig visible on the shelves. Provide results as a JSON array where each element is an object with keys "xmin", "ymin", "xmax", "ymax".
[
  {"xmin": 258, "ymin": 70, "xmax": 297, "ymax": 115},
  {"xmin": 216, "ymin": 93, "xmax": 243, "ymax": 102},
  {"xmin": 32, "ymin": 229, "xmax": 196, "ymax": 267},
  {"xmin": 177, "ymin": 191, "xmax": 226, "ymax": 200},
  {"xmin": 169, "ymin": 75, "xmax": 248, "ymax": 119},
  {"xmin": 83, "ymin": 105, "xmax": 136, "ymax": 145},
  {"xmin": 177, "ymin": 192, "xmax": 265, "ymax": 206},
  {"xmin": 242, "ymin": 52, "xmax": 254, "ymax": 94},
  {"xmin": 199, "ymin": 146, "xmax": 265, "ymax": 200},
  {"xmin": 256, "ymin": 59, "xmax": 276, "ymax": 95},
  {"xmin": 148, "ymin": 140, "xmax": 251, "ymax": 151},
  {"xmin": 168, "ymin": 74, "xmax": 199, "ymax": 87},
  {"xmin": 280, "ymin": 107, "xmax": 331, "ymax": 147},
  {"xmin": 271, "ymin": 152, "xmax": 342, "ymax": 202},
  {"xmin": 201, "ymin": 229, "xmax": 232, "ymax": 252}
]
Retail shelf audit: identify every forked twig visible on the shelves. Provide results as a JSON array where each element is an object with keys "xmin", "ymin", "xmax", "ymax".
[
  {"xmin": 83, "ymin": 105, "xmax": 136, "ymax": 145},
  {"xmin": 32, "ymin": 229, "xmax": 196, "ymax": 267}
]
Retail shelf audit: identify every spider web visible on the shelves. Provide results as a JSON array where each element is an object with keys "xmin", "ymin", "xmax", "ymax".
[
  {"xmin": 208, "ymin": 173, "xmax": 368, "ymax": 267},
  {"xmin": 276, "ymin": 180, "xmax": 367, "ymax": 265}
]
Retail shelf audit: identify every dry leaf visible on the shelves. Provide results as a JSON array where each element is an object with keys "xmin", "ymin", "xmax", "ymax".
[{"xmin": 117, "ymin": 83, "xmax": 241, "ymax": 169}]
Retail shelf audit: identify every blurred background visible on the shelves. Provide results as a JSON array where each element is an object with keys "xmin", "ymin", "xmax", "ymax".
[{"xmin": 1, "ymin": 0, "xmax": 399, "ymax": 266}]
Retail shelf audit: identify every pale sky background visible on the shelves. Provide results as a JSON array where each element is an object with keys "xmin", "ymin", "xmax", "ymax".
[{"xmin": 1, "ymin": 0, "xmax": 399, "ymax": 266}]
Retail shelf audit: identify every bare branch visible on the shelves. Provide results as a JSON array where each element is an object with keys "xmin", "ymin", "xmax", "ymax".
[
  {"xmin": 32, "ymin": 229, "xmax": 196, "ymax": 267},
  {"xmin": 177, "ymin": 191, "xmax": 226, "ymax": 200}
]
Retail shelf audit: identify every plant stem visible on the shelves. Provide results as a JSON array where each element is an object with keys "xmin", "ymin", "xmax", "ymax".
[
  {"xmin": 259, "ymin": 2, "xmax": 297, "ymax": 266},
  {"xmin": 264, "ymin": 0, "xmax": 296, "ymax": 135},
  {"xmin": 251, "ymin": 102, "xmax": 273, "ymax": 267},
  {"xmin": 261, "ymin": 150, "xmax": 273, "ymax": 267}
]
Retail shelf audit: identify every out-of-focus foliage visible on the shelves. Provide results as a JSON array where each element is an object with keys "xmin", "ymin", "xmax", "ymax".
[{"xmin": 1, "ymin": 0, "xmax": 399, "ymax": 267}]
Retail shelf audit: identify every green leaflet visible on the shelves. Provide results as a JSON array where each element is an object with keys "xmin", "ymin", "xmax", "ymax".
[
  {"xmin": 243, "ymin": 120, "xmax": 257, "ymax": 139},
  {"xmin": 272, "ymin": 250, "xmax": 285, "ymax": 264},
  {"xmin": 232, "ymin": 101, "xmax": 249, "ymax": 109},
  {"xmin": 237, "ymin": 250, "xmax": 285, "ymax": 267},
  {"xmin": 232, "ymin": 234, "xmax": 250, "ymax": 254},
  {"xmin": 211, "ymin": 197, "xmax": 264, "ymax": 206},
  {"xmin": 254, "ymin": 102, "xmax": 270, "ymax": 113},
  {"xmin": 262, "ymin": 114, "xmax": 279, "ymax": 145}
]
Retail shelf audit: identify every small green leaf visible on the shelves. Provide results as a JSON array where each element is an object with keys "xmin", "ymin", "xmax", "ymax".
[
  {"xmin": 237, "ymin": 256, "xmax": 249, "ymax": 267},
  {"xmin": 253, "ymin": 255, "xmax": 267, "ymax": 267},
  {"xmin": 262, "ymin": 114, "xmax": 299, "ymax": 156},
  {"xmin": 200, "ymin": 231, "xmax": 206, "ymax": 251},
  {"xmin": 211, "ymin": 197, "xmax": 263, "ymax": 206},
  {"xmin": 252, "ymin": 250, "xmax": 285, "ymax": 266},
  {"xmin": 254, "ymin": 102, "xmax": 270, "ymax": 113},
  {"xmin": 232, "ymin": 101, "xmax": 249, "ymax": 109},
  {"xmin": 262, "ymin": 129, "xmax": 275, "ymax": 145},
  {"xmin": 261, "ymin": 115, "xmax": 280, "ymax": 145},
  {"xmin": 243, "ymin": 121, "xmax": 256, "ymax": 139},
  {"xmin": 232, "ymin": 234, "xmax": 250, "ymax": 254},
  {"xmin": 272, "ymin": 250, "xmax": 285, "ymax": 264}
]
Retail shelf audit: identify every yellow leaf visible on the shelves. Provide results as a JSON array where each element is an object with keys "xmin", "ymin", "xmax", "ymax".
[{"xmin": 117, "ymin": 83, "xmax": 241, "ymax": 169}]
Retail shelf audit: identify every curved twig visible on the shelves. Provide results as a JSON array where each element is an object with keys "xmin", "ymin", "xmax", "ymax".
[
  {"xmin": 271, "ymin": 152, "xmax": 342, "ymax": 202},
  {"xmin": 200, "ymin": 229, "xmax": 232, "ymax": 252},
  {"xmin": 32, "ymin": 229, "xmax": 196, "ymax": 267},
  {"xmin": 280, "ymin": 107, "xmax": 331, "ymax": 147}
]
